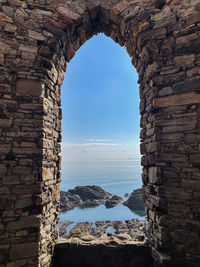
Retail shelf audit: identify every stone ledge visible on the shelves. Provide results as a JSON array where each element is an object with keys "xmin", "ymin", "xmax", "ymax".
[{"xmin": 52, "ymin": 240, "xmax": 154, "ymax": 267}]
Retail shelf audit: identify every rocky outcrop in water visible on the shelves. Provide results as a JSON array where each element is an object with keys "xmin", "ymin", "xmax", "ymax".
[
  {"xmin": 60, "ymin": 192, "xmax": 82, "ymax": 211},
  {"xmin": 123, "ymin": 188, "xmax": 145, "ymax": 211},
  {"xmin": 105, "ymin": 195, "xmax": 123, "ymax": 208},
  {"xmin": 61, "ymin": 186, "xmax": 145, "ymax": 212},
  {"xmin": 60, "ymin": 185, "xmax": 112, "ymax": 211}
]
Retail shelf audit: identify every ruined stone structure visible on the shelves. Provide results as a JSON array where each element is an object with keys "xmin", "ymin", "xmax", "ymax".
[{"xmin": 0, "ymin": 0, "xmax": 200, "ymax": 266}]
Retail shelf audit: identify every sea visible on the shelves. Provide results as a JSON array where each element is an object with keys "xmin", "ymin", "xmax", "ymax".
[{"xmin": 59, "ymin": 160, "xmax": 145, "ymax": 223}]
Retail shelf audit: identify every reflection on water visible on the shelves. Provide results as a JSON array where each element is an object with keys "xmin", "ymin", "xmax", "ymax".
[
  {"xmin": 106, "ymin": 226, "xmax": 115, "ymax": 234},
  {"xmin": 60, "ymin": 160, "xmax": 145, "ymax": 223},
  {"xmin": 59, "ymin": 204, "xmax": 145, "ymax": 223}
]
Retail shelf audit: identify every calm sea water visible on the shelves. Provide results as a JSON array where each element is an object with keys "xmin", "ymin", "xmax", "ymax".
[{"xmin": 60, "ymin": 160, "xmax": 145, "ymax": 222}]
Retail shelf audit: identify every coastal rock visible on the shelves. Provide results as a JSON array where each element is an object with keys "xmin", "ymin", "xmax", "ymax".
[
  {"xmin": 105, "ymin": 195, "xmax": 123, "ymax": 208},
  {"xmin": 68, "ymin": 185, "xmax": 111, "ymax": 201},
  {"xmin": 116, "ymin": 233, "xmax": 132, "ymax": 241},
  {"xmin": 58, "ymin": 218, "xmax": 147, "ymax": 241},
  {"xmin": 60, "ymin": 185, "xmax": 111, "ymax": 211},
  {"xmin": 123, "ymin": 188, "xmax": 145, "ymax": 211},
  {"xmin": 58, "ymin": 221, "xmax": 74, "ymax": 237},
  {"xmin": 60, "ymin": 191, "xmax": 82, "ymax": 211}
]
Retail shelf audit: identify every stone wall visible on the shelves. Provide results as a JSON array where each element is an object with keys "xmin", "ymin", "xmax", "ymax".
[{"xmin": 0, "ymin": 0, "xmax": 200, "ymax": 266}]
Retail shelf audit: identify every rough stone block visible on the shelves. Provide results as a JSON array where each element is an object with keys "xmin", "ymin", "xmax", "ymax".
[
  {"xmin": 190, "ymin": 154, "xmax": 200, "ymax": 164},
  {"xmin": 158, "ymin": 87, "xmax": 173, "ymax": 97},
  {"xmin": 18, "ymin": 44, "xmax": 37, "ymax": 53},
  {"xmin": 2, "ymin": 175, "xmax": 20, "ymax": 185},
  {"xmin": 146, "ymin": 142, "xmax": 160, "ymax": 153},
  {"xmin": 173, "ymin": 78, "xmax": 200, "ymax": 94},
  {"xmin": 13, "ymin": 147, "xmax": 41, "ymax": 154},
  {"xmin": 6, "ymin": 215, "xmax": 41, "ymax": 231},
  {"xmin": 0, "ymin": 144, "xmax": 11, "ymax": 154},
  {"xmin": 148, "ymin": 167, "xmax": 162, "ymax": 185},
  {"xmin": 16, "ymin": 79, "xmax": 44, "ymax": 96},
  {"xmin": 0, "ymin": 186, "xmax": 9, "ymax": 194},
  {"xmin": 162, "ymin": 124, "xmax": 195, "ymax": 133},
  {"xmin": 0, "ymin": 11, "xmax": 13, "ymax": 23},
  {"xmin": 6, "ymin": 259, "xmax": 27, "ymax": 267},
  {"xmin": 0, "ymin": 53, "xmax": 4, "ymax": 64},
  {"xmin": 15, "ymin": 198, "xmax": 32, "ymax": 209},
  {"xmin": 153, "ymin": 92, "xmax": 200, "ymax": 108},
  {"xmin": 173, "ymin": 54, "xmax": 195, "ymax": 68},
  {"xmin": 0, "ymin": 84, "xmax": 11, "ymax": 93},
  {"xmin": 42, "ymin": 167, "xmax": 55, "ymax": 180},
  {"xmin": 156, "ymin": 153, "xmax": 187, "ymax": 162},
  {"xmin": 38, "ymin": 45, "xmax": 52, "ymax": 58},
  {"xmin": 0, "ymin": 196, "xmax": 10, "ymax": 209},
  {"xmin": 12, "ymin": 185, "xmax": 41, "ymax": 195},
  {"xmin": 4, "ymin": 23, "xmax": 17, "ymax": 33},
  {"xmin": 0, "ymin": 119, "xmax": 12, "ymax": 127},
  {"xmin": 28, "ymin": 30, "xmax": 45, "ymax": 41},
  {"xmin": 10, "ymin": 242, "xmax": 39, "ymax": 260},
  {"xmin": 20, "ymin": 142, "xmax": 37, "ymax": 148}
]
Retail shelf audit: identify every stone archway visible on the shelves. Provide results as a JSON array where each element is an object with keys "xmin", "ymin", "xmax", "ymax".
[{"xmin": 0, "ymin": 0, "xmax": 200, "ymax": 266}]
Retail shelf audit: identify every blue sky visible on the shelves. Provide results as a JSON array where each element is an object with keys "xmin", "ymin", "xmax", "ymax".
[{"xmin": 61, "ymin": 34, "xmax": 140, "ymax": 161}]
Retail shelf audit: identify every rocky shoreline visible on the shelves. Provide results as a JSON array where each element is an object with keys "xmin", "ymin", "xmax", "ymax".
[
  {"xmin": 58, "ymin": 218, "xmax": 147, "ymax": 243},
  {"xmin": 59, "ymin": 186, "xmax": 146, "ymax": 244}
]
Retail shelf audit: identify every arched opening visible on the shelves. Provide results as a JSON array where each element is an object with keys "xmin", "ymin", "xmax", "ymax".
[
  {"xmin": 1, "ymin": 1, "xmax": 200, "ymax": 266},
  {"xmin": 58, "ymin": 33, "xmax": 146, "ymax": 239}
]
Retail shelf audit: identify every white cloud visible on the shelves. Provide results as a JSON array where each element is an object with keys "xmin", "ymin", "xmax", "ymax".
[
  {"xmin": 61, "ymin": 138, "xmax": 140, "ymax": 162},
  {"xmin": 62, "ymin": 142, "xmax": 117, "ymax": 148},
  {"xmin": 85, "ymin": 138, "xmax": 114, "ymax": 142}
]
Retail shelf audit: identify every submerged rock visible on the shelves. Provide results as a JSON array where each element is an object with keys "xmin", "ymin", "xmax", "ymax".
[
  {"xmin": 123, "ymin": 188, "xmax": 145, "ymax": 211},
  {"xmin": 105, "ymin": 195, "xmax": 123, "ymax": 208},
  {"xmin": 60, "ymin": 185, "xmax": 111, "ymax": 211}
]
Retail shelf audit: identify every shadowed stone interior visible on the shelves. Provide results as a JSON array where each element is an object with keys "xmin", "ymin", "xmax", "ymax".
[
  {"xmin": 52, "ymin": 242, "xmax": 154, "ymax": 267},
  {"xmin": 0, "ymin": 0, "xmax": 200, "ymax": 266}
]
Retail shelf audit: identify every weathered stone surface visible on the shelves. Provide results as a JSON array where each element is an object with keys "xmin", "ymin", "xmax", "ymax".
[
  {"xmin": 38, "ymin": 45, "xmax": 52, "ymax": 58},
  {"xmin": 4, "ymin": 23, "xmax": 17, "ymax": 33},
  {"xmin": 158, "ymin": 87, "xmax": 173, "ymax": 97},
  {"xmin": 2, "ymin": 175, "xmax": 20, "ymax": 185},
  {"xmin": 14, "ymin": 198, "xmax": 33, "ymax": 209},
  {"xmin": 0, "ymin": 11, "xmax": 13, "ymax": 23},
  {"xmin": 7, "ymin": 216, "xmax": 41, "ymax": 231},
  {"xmin": 0, "ymin": 119, "xmax": 12, "ymax": 127},
  {"xmin": 148, "ymin": 167, "xmax": 162, "ymax": 185},
  {"xmin": 28, "ymin": 30, "xmax": 46, "ymax": 41},
  {"xmin": 153, "ymin": 92, "xmax": 200, "ymax": 108},
  {"xmin": 10, "ymin": 242, "xmax": 39, "ymax": 260},
  {"xmin": 16, "ymin": 79, "xmax": 44, "ymax": 96},
  {"xmin": 173, "ymin": 54, "xmax": 195, "ymax": 68},
  {"xmin": 0, "ymin": 196, "xmax": 10, "ymax": 209}
]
